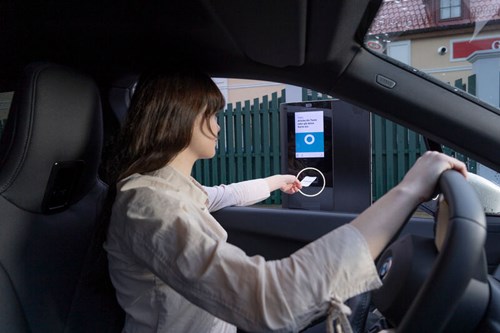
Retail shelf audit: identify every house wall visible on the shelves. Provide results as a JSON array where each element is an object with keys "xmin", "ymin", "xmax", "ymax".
[
  {"xmin": 220, "ymin": 78, "xmax": 285, "ymax": 105},
  {"xmin": 409, "ymin": 30, "xmax": 500, "ymax": 83}
]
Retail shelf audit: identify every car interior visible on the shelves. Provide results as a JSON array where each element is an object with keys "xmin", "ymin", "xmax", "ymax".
[{"xmin": 1, "ymin": 0, "xmax": 500, "ymax": 332}]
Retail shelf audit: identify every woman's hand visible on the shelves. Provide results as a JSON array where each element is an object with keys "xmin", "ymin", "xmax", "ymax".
[
  {"xmin": 399, "ymin": 151, "xmax": 467, "ymax": 204},
  {"xmin": 265, "ymin": 175, "xmax": 302, "ymax": 194},
  {"xmin": 279, "ymin": 175, "xmax": 302, "ymax": 194}
]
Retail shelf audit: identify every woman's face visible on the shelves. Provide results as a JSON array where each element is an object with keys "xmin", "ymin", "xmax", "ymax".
[{"xmin": 188, "ymin": 110, "xmax": 220, "ymax": 160}]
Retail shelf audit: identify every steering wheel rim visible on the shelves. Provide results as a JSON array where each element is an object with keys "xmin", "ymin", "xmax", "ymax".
[{"xmin": 376, "ymin": 170, "xmax": 488, "ymax": 332}]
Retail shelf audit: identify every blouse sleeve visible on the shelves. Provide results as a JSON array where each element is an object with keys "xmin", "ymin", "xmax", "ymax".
[
  {"xmin": 203, "ymin": 179, "xmax": 271, "ymax": 212},
  {"xmin": 116, "ymin": 186, "xmax": 382, "ymax": 332}
]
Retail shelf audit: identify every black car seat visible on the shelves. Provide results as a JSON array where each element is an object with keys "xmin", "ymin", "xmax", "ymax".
[{"xmin": 0, "ymin": 62, "xmax": 123, "ymax": 333}]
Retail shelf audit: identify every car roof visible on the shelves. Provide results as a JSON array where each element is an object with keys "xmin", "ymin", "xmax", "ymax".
[{"xmin": 2, "ymin": 0, "xmax": 500, "ymax": 172}]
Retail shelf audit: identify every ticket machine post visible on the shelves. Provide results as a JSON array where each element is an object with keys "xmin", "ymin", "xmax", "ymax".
[{"xmin": 280, "ymin": 100, "xmax": 371, "ymax": 213}]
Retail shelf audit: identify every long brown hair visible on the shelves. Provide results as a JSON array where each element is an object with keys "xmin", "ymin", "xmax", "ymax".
[{"xmin": 107, "ymin": 68, "xmax": 225, "ymax": 182}]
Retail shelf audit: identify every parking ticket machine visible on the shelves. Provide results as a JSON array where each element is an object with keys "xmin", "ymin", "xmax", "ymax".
[{"xmin": 280, "ymin": 99, "xmax": 371, "ymax": 213}]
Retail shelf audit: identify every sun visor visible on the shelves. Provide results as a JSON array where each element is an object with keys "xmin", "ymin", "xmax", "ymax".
[{"xmin": 209, "ymin": 0, "xmax": 307, "ymax": 67}]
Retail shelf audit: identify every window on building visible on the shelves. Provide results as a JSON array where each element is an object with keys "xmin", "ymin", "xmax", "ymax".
[
  {"xmin": 440, "ymin": 0, "xmax": 461, "ymax": 20},
  {"xmin": 387, "ymin": 40, "xmax": 411, "ymax": 65}
]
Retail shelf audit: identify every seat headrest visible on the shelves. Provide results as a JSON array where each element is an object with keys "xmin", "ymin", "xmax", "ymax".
[
  {"xmin": 0, "ymin": 62, "xmax": 103, "ymax": 214},
  {"xmin": 108, "ymin": 74, "xmax": 138, "ymax": 125}
]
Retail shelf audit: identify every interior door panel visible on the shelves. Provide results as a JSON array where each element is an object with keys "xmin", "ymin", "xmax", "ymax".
[{"xmin": 215, "ymin": 206, "xmax": 500, "ymax": 273}]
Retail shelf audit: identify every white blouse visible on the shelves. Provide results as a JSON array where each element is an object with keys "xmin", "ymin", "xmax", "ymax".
[{"xmin": 104, "ymin": 165, "xmax": 382, "ymax": 333}]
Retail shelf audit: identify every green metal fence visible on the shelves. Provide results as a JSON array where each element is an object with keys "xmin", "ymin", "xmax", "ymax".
[{"xmin": 370, "ymin": 116, "xmax": 427, "ymax": 200}]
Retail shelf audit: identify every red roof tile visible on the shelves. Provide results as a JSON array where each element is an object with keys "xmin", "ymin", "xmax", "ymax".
[{"xmin": 369, "ymin": 0, "xmax": 500, "ymax": 35}]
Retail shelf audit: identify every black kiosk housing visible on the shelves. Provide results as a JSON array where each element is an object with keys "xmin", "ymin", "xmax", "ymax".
[{"xmin": 280, "ymin": 99, "xmax": 371, "ymax": 213}]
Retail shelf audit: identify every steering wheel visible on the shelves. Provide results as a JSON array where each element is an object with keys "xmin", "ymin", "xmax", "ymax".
[{"xmin": 371, "ymin": 170, "xmax": 489, "ymax": 332}]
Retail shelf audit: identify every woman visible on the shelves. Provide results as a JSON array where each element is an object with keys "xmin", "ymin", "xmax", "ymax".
[{"xmin": 104, "ymin": 68, "xmax": 467, "ymax": 333}]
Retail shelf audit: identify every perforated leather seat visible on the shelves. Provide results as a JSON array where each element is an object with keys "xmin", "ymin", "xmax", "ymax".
[{"xmin": 0, "ymin": 62, "xmax": 122, "ymax": 332}]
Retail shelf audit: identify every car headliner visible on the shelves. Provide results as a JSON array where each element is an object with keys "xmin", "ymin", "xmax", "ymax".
[
  {"xmin": 1, "ymin": 0, "xmax": 374, "ymax": 86},
  {"xmin": 1, "ymin": 0, "xmax": 500, "ymax": 172}
]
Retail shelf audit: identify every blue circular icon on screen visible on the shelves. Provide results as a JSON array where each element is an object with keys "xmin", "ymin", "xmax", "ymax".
[{"xmin": 304, "ymin": 134, "xmax": 315, "ymax": 145}]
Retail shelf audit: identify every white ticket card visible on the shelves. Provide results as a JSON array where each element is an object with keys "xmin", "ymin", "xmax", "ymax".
[{"xmin": 300, "ymin": 176, "xmax": 317, "ymax": 187}]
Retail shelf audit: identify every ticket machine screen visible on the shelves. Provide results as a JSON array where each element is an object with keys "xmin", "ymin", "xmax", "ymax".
[
  {"xmin": 294, "ymin": 111, "xmax": 325, "ymax": 158},
  {"xmin": 285, "ymin": 106, "xmax": 333, "ymax": 188}
]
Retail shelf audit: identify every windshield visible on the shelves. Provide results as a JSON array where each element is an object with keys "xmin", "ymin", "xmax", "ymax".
[
  {"xmin": 365, "ymin": 0, "xmax": 500, "ymax": 190},
  {"xmin": 366, "ymin": 0, "xmax": 500, "ymax": 102}
]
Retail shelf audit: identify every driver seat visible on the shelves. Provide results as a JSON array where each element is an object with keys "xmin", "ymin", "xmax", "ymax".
[{"xmin": 0, "ymin": 62, "xmax": 122, "ymax": 332}]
